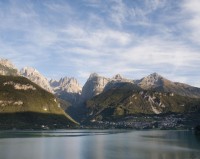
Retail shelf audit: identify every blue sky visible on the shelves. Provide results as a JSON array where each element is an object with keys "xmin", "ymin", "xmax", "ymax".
[{"xmin": 0, "ymin": 0, "xmax": 200, "ymax": 86}]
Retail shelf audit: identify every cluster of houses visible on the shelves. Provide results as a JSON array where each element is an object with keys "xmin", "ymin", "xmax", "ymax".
[{"xmin": 86, "ymin": 114, "xmax": 188, "ymax": 129}]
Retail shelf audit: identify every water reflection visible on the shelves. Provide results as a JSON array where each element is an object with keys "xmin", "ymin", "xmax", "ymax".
[{"xmin": 0, "ymin": 130, "xmax": 199, "ymax": 159}]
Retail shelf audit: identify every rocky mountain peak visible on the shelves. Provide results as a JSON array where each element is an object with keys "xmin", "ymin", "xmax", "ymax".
[
  {"xmin": 111, "ymin": 74, "xmax": 133, "ymax": 84},
  {"xmin": 138, "ymin": 72, "xmax": 164, "ymax": 89},
  {"xmin": 81, "ymin": 74, "xmax": 110, "ymax": 101},
  {"xmin": 113, "ymin": 74, "xmax": 123, "ymax": 80},
  {"xmin": 59, "ymin": 77, "xmax": 78, "ymax": 84},
  {"xmin": 50, "ymin": 76, "xmax": 82, "ymax": 105},
  {"xmin": 50, "ymin": 77, "xmax": 82, "ymax": 94},
  {"xmin": 0, "ymin": 58, "xmax": 16, "ymax": 69},
  {"xmin": 20, "ymin": 67, "xmax": 39, "ymax": 76},
  {"xmin": 0, "ymin": 58, "xmax": 19, "ymax": 76},
  {"xmin": 20, "ymin": 67, "xmax": 53, "ymax": 93},
  {"xmin": 89, "ymin": 73, "xmax": 99, "ymax": 79},
  {"xmin": 149, "ymin": 72, "xmax": 163, "ymax": 79}
]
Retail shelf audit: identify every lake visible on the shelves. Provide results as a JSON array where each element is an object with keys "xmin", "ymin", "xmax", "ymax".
[{"xmin": 0, "ymin": 130, "xmax": 200, "ymax": 159}]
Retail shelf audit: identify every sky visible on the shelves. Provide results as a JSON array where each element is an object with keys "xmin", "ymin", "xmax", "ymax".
[{"xmin": 0, "ymin": 0, "xmax": 200, "ymax": 87}]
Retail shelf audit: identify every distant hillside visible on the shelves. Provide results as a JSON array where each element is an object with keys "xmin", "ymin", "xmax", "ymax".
[
  {"xmin": 137, "ymin": 73, "xmax": 200, "ymax": 98},
  {"xmin": 0, "ymin": 75, "xmax": 78, "ymax": 129},
  {"xmin": 86, "ymin": 83, "xmax": 200, "ymax": 121}
]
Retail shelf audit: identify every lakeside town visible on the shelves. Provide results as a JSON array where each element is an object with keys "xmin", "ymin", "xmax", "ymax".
[{"xmin": 82, "ymin": 113, "xmax": 200, "ymax": 130}]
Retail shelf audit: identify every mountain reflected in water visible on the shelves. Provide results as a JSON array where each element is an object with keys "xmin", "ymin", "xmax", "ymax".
[{"xmin": 0, "ymin": 130, "xmax": 200, "ymax": 159}]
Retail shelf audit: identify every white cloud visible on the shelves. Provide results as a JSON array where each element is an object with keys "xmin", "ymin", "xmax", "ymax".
[
  {"xmin": 109, "ymin": 0, "xmax": 128, "ymax": 26},
  {"xmin": 0, "ymin": 0, "xmax": 200, "ymax": 87},
  {"xmin": 107, "ymin": 0, "xmax": 167, "ymax": 26},
  {"xmin": 44, "ymin": 1, "xmax": 73, "ymax": 14},
  {"xmin": 182, "ymin": 0, "xmax": 200, "ymax": 44},
  {"xmin": 60, "ymin": 25, "xmax": 132, "ymax": 47},
  {"xmin": 26, "ymin": 28, "xmax": 58, "ymax": 47},
  {"xmin": 59, "ymin": 25, "xmax": 200, "ymax": 85},
  {"xmin": 0, "ymin": 1, "xmax": 38, "ymax": 31},
  {"xmin": 121, "ymin": 39, "xmax": 200, "ymax": 67},
  {"xmin": 83, "ymin": 0, "xmax": 102, "ymax": 8},
  {"xmin": 145, "ymin": 0, "xmax": 167, "ymax": 11}
]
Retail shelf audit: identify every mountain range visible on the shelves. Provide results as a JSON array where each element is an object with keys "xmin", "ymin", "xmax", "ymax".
[
  {"xmin": 2, "ymin": 58, "xmax": 198, "ymax": 101},
  {"xmin": 1, "ymin": 58, "xmax": 200, "ymax": 129},
  {"xmin": 0, "ymin": 59, "xmax": 77, "ymax": 129}
]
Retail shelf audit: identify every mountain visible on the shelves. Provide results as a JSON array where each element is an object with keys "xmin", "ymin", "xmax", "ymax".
[
  {"xmin": 86, "ymin": 82, "xmax": 200, "ymax": 121},
  {"xmin": 81, "ymin": 73, "xmax": 110, "ymax": 102},
  {"xmin": 18, "ymin": 69, "xmax": 200, "ymax": 124},
  {"xmin": 2, "ymin": 57, "xmax": 200, "ymax": 128},
  {"xmin": 50, "ymin": 77, "xmax": 82, "ymax": 104},
  {"xmin": 104, "ymin": 74, "xmax": 133, "ymax": 92},
  {"xmin": 83, "ymin": 73, "xmax": 200, "ymax": 123},
  {"xmin": 112, "ymin": 74, "xmax": 133, "ymax": 82},
  {"xmin": 20, "ymin": 67, "xmax": 82, "ymax": 104},
  {"xmin": 81, "ymin": 73, "xmax": 133, "ymax": 102},
  {"xmin": 137, "ymin": 73, "xmax": 200, "ymax": 98},
  {"xmin": 81, "ymin": 72, "xmax": 200, "ymax": 102},
  {"xmin": 137, "ymin": 73, "xmax": 164, "ymax": 89},
  {"xmin": 0, "ymin": 75, "xmax": 78, "ymax": 129},
  {"xmin": 20, "ymin": 67, "xmax": 53, "ymax": 93},
  {"xmin": 0, "ymin": 59, "xmax": 19, "ymax": 76}
]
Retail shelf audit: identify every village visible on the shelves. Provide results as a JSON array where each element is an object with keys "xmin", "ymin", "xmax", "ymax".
[{"xmin": 83, "ymin": 113, "xmax": 199, "ymax": 130}]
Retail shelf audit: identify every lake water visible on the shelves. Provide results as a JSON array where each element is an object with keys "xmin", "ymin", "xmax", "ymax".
[{"xmin": 0, "ymin": 130, "xmax": 200, "ymax": 159}]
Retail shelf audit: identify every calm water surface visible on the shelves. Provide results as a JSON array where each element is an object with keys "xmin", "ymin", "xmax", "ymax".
[{"xmin": 0, "ymin": 130, "xmax": 199, "ymax": 159}]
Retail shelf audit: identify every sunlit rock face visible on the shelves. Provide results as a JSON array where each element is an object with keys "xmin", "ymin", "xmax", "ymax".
[
  {"xmin": 137, "ymin": 73, "xmax": 164, "ymax": 89},
  {"xmin": 50, "ymin": 77, "xmax": 82, "ymax": 94},
  {"xmin": 50, "ymin": 77, "xmax": 82, "ymax": 104},
  {"xmin": 20, "ymin": 67, "xmax": 53, "ymax": 93},
  {"xmin": 0, "ymin": 58, "xmax": 19, "ymax": 76},
  {"xmin": 81, "ymin": 73, "xmax": 110, "ymax": 101}
]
